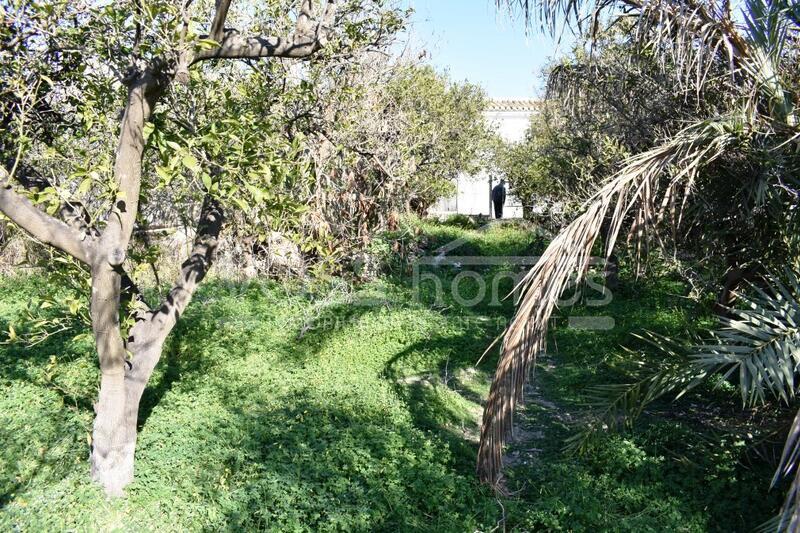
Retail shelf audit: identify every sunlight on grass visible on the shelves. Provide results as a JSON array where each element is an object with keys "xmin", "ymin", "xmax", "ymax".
[{"xmin": 0, "ymin": 222, "xmax": 782, "ymax": 531}]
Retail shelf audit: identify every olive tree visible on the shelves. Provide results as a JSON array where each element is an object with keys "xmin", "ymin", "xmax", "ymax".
[{"xmin": 0, "ymin": 0, "xmax": 338, "ymax": 496}]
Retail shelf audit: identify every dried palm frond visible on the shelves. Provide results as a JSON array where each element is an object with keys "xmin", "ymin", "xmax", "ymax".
[
  {"xmin": 482, "ymin": 0, "xmax": 800, "ymax": 490},
  {"xmin": 476, "ymin": 118, "xmax": 742, "ymax": 485},
  {"xmin": 498, "ymin": 0, "xmax": 750, "ymax": 88}
]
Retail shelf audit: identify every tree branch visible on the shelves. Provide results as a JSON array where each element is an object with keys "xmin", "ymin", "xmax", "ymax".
[
  {"xmin": 8, "ymin": 159, "xmax": 100, "ymax": 239},
  {"xmin": 148, "ymin": 195, "xmax": 224, "ymax": 338},
  {"xmin": 99, "ymin": 71, "xmax": 165, "ymax": 266},
  {"xmin": 192, "ymin": 0, "xmax": 337, "ymax": 63},
  {"xmin": 0, "ymin": 166, "xmax": 92, "ymax": 263},
  {"xmin": 0, "ymin": 162, "xmax": 151, "ymax": 310},
  {"xmin": 209, "ymin": 0, "xmax": 232, "ymax": 42}
]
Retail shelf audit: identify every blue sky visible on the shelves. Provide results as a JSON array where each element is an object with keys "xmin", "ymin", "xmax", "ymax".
[{"xmin": 402, "ymin": 0, "xmax": 573, "ymax": 99}]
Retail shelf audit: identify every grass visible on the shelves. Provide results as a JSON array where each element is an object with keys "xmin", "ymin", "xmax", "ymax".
[
  {"xmin": 0, "ymin": 220, "xmax": 785, "ymax": 531},
  {"xmin": 503, "ymin": 272, "xmax": 784, "ymax": 531}
]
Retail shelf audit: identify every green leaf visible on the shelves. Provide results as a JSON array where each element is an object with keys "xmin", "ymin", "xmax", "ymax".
[
  {"xmin": 155, "ymin": 165, "xmax": 173, "ymax": 184},
  {"xmin": 232, "ymin": 197, "xmax": 249, "ymax": 212},
  {"xmin": 143, "ymin": 122, "xmax": 155, "ymax": 140},
  {"xmin": 77, "ymin": 177, "xmax": 93, "ymax": 195},
  {"xmin": 202, "ymin": 173, "xmax": 213, "ymax": 191},
  {"xmin": 182, "ymin": 154, "xmax": 200, "ymax": 173},
  {"xmin": 246, "ymin": 184, "xmax": 264, "ymax": 203},
  {"xmin": 197, "ymin": 38, "xmax": 220, "ymax": 50}
]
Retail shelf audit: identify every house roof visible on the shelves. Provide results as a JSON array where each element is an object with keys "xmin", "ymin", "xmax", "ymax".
[{"xmin": 487, "ymin": 99, "xmax": 541, "ymax": 112}]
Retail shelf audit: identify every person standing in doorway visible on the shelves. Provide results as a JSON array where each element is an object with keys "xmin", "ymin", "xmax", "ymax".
[{"xmin": 492, "ymin": 179, "xmax": 506, "ymax": 219}]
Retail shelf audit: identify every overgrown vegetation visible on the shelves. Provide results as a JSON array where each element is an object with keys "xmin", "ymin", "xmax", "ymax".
[
  {"xmin": 0, "ymin": 222, "xmax": 787, "ymax": 530},
  {"xmin": 0, "ymin": 0, "xmax": 496, "ymax": 494},
  {"xmin": 2, "ymin": 0, "xmax": 799, "ymax": 529},
  {"xmin": 482, "ymin": 4, "xmax": 800, "ymax": 526}
]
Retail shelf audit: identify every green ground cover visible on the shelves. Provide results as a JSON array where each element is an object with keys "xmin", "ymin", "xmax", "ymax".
[{"xmin": 0, "ymin": 221, "xmax": 782, "ymax": 531}]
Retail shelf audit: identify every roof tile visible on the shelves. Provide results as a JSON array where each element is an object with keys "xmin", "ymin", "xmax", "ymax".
[{"xmin": 487, "ymin": 99, "xmax": 541, "ymax": 112}]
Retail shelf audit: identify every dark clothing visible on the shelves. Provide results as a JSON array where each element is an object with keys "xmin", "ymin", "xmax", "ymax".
[
  {"xmin": 492, "ymin": 184, "xmax": 506, "ymax": 219},
  {"xmin": 493, "ymin": 200, "xmax": 503, "ymax": 219}
]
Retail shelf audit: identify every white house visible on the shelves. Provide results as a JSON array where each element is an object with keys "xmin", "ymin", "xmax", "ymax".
[{"xmin": 430, "ymin": 99, "xmax": 540, "ymax": 219}]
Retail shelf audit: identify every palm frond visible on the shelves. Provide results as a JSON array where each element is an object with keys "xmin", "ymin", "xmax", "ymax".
[
  {"xmin": 755, "ymin": 514, "xmax": 783, "ymax": 533},
  {"xmin": 563, "ymin": 268, "xmax": 800, "ymax": 530},
  {"xmin": 565, "ymin": 367, "xmax": 702, "ymax": 454},
  {"xmin": 741, "ymin": 0, "xmax": 797, "ymax": 126},
  {"xmin": 774, "ymin": 407, "xmax": 800, "ymax": 531},
  {"xmin": 568, "ymin": 269, "xmax": 800, "ymax": 440},
  {"xmin": 501, "ymin": 0, "xmax": 800, "ymax": 131},
  {"xmin": 689, "ymin": 271, "xmax": 800, "ymax": 406},
  {"xmin": 477, "ymin": 118, "xmax": 742, "ymax": 486},
  {"xmin": 496, "ymin": 0, "xmax": 594, "ymax": 35},
  {"xmin": 564, "ymin": 332, "xmax": 707, "ymax": 454},
  {"xmin": 498, "ymin": 0, "xmax": 751, "ymax": 88},
  {"xmin": 781, "ymin": 0, "xmax": 800, "ymax": 29}
]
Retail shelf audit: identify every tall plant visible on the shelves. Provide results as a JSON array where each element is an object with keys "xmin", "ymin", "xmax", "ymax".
[
  {"xmin": 480, "ymin": 0, "xmax": 799, "ymax": 500},
  {"xmin": 0, "ymin": 0, "xmax": 340, "ymax": 496}
]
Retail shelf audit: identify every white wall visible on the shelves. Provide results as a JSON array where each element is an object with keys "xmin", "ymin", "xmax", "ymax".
[
  {"xmin": 486, "ymin": 109, "xmax": 532, "ymax": 143},
  {"xmin": 430, "ymin": 104, "xmax": 535, "ymax": 219}
]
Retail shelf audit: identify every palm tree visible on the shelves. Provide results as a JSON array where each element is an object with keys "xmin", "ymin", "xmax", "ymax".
[{"xmin": 479, "ymin": 0, "xmax": 799, "ymax": 521}]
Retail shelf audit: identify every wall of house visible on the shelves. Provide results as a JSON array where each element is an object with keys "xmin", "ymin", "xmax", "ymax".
[{"xmin": 430, "ymin": 101, "xmax": 537, "ymax": 219}]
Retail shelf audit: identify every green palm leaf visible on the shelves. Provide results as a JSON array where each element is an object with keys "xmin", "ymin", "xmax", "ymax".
[
  {"xmin": 572, "ymin": 269, "xmax": 800, "ymax": 531},
  {"xmin": 774, "ymin": 408, "xmax": 800, "ymax": 531},
  {"xmin": 690, "ymin": 272, "xmax": 800, "ymax": 406}
]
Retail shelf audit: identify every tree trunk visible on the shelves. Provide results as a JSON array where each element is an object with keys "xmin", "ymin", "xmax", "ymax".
[
  {"xmin": 0, "ymin": 0, "xmax": 329, "ymax": 499},
  {"xmin": 605, "ymin": 251, "xmax": 620, "ymax": 290},
  {"xmin": 713, "ymin": 263, "xmax": 760, "ymax": 316},
  {"xmin": 119, "ymin": 325, "xmax": 166, "ymax": 489},
  {"xmin": 89, "ymin": 73, "xmax": 163, "ymax": 496},
  {"xmin": 89, "ymin": 196, "xmax": 223, "ymax": 496},
  {"xmin": 90, "ymin": 303, "xmax": 169, "ymax": 495},
  {"xmin": 89, "ymin": 264, "xmax": 131, "ymax": 496}
]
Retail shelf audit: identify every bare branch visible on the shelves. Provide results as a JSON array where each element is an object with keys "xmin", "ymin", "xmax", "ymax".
[
  {"xmin": 193, "ymin": 33, "xmax": 318, "ymax": 60},
  {"xmin": 193, "ymin": 0, "xmax": 337, "ymax": 63},
  {"xmin": 148, "ymin": 195, "xmax": 224, "ymax": 339},
  {"xmin": 9, "ymin": 161, "xmax": 100, "ymax": 239}
]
